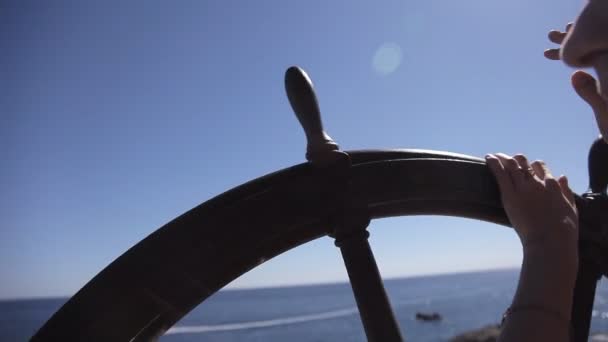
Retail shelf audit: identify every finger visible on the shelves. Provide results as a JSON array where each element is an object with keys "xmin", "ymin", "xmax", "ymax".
[
  {"xmin": 512, "ymin": 154, "xmax": 530, "ymax": 170},
  {"xmin": 539, "ymin": 160, "xmax": 554, "ymax": 178},
  {"xmin": 558, "ymin": 175, "xmax": 576, "ymax": 206},
  {"xmin": 548, "ymin": 30, "xmax": 567, "ymax": 45},
  {"xmin": 485, "ymin": 154, "xmax": 515, "ymax": 194},
  {"xmin": 512, "ymin": 154, "xmax": 534, "ymax": 180},
  {"xmin": 495, "ymin": 153, "xmax": 523, "ymax": 187},
  {"xmin": 535, "ymin": 161, "xmax": 557, "ymax": 189},
  {"xmin": 531, "ymin": 160, "xmax": 547, "ymax": 180},
  {"xmin": 495, "ymin": 153, "xmax": 519, "ymax": 170},
  {"xmin": 544, "ymin": 23, "xmax": 573, "ymax": 61},
  {"xmin": 545, "ymin": 176, "xmax": 562, "ymax": 193},
  {"xmin": 572, "ymin": 71, "xmax": 606, "ymax": 110},
  {"xmin": 544, "ymin": 48, "xmax": 561, "ymax": 60},
  {"xmin": 565, "ymin": 22, "xmax": 573, "ymax": 33},
  {"xmin": 571, "ymin": 71, "xmax": 608, "ymax": 137}
]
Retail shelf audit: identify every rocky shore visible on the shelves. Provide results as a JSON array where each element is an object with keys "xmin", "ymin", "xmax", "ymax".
[
  {"xmin": 450, "ymin": 324, "xmax": 608, "ymax": 341},
  {"xmin": 449, "ymin": 324, "xmax": 501, "ymax": 342},
  {"xmin": 450, "ymin": 324, "xmax": 608, "ymax": 342}
]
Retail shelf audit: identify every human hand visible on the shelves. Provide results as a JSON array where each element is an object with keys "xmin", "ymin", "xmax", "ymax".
[
  {"xmin": 545, "ymin": 17, "xmax": 608, "ymax": 143},
  {"xmin": 485, "ymin": 153, "xmax": 578, "ymax": 256}
]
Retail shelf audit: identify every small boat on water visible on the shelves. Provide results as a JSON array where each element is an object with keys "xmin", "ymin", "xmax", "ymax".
[{"xmin": 416, "ymin": 312, "xmax": 442, "ymax": 322}]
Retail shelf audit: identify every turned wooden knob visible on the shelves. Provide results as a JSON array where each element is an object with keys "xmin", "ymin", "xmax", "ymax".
[{"xmin": 285, "ymin": 66, "xmax": 340, "ymax": 164}]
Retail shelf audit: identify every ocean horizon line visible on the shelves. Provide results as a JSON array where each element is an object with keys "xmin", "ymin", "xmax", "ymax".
[{"xmin": 0, "ymin": 266, "xmax": 519, "ymax": 303}]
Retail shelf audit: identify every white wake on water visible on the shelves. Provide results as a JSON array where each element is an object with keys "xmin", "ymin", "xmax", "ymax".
[
  {"xmin": 165, "ymin": 288, "xmax": 495, "ymax": 335},
  {"xmin": 165, "ymin": 307, "xmax": 359, "ymax": 334}
]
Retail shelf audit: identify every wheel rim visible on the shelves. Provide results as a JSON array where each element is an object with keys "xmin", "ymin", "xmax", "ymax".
[{"xmin": 31, "ymin": 150, "xmax": 508, "ymax": 341}]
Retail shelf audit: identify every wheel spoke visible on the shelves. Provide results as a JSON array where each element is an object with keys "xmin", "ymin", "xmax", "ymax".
[
  {"xmin": 332, "ymin": 213, "xmax": 403, "ymax": 342},
  {"xmin": 570, "ymin": 259, "xmax": 601, "ymax": 342}
]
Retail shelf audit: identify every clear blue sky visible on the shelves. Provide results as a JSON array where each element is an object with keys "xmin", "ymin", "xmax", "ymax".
[{"xmin": 1, "ymin": 0, "xmax": 599, "ymax": 300}]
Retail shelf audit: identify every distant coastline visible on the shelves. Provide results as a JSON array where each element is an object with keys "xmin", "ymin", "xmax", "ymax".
[
  {"xmin": 220, "ymin": 267, "xmax": 521, "ymax": 292},
  {"xmin": 0, "ymin": 267, "xmax": 520, "ymax": 302}
]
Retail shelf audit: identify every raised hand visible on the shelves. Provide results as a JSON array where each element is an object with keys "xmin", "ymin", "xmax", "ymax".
[{"xmin": 545, "ymin": 17, "xmax": 608, "ymax": 143}]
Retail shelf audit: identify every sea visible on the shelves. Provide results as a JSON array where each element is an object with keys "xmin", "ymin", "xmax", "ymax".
[{"xmin": 3, "ymin": 269, "xmax": 608, "ymax": 341}]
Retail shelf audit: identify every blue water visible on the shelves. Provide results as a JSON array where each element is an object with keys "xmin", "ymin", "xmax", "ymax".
[{"xmin": 4, "ymin": 269, "xmax": 608, "ymax": 341}]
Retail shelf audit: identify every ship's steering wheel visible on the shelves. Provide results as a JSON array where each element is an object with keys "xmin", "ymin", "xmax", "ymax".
[{"xmin": 32, "ymin": 67, "xmax": 608, "ymax": 342}]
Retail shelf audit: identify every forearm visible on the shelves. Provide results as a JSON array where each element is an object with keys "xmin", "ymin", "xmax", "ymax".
[{"xmin": 499, "ymin": 246, "xmax": 578, "ymax": 342}]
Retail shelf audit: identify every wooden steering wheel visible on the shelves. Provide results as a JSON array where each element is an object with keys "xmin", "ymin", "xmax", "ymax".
[{"xmin": 32, "ymin": 66, "xmax": 608, "ymax": 342}]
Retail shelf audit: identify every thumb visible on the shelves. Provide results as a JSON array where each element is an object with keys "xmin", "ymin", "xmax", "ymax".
[
  {"xmin": 571, "ymin": 71, "xmax": 608, "ymax": 142},
  {"xmin": 572, "ymin": 71, "xmax": 604, "ymax": 109}
]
